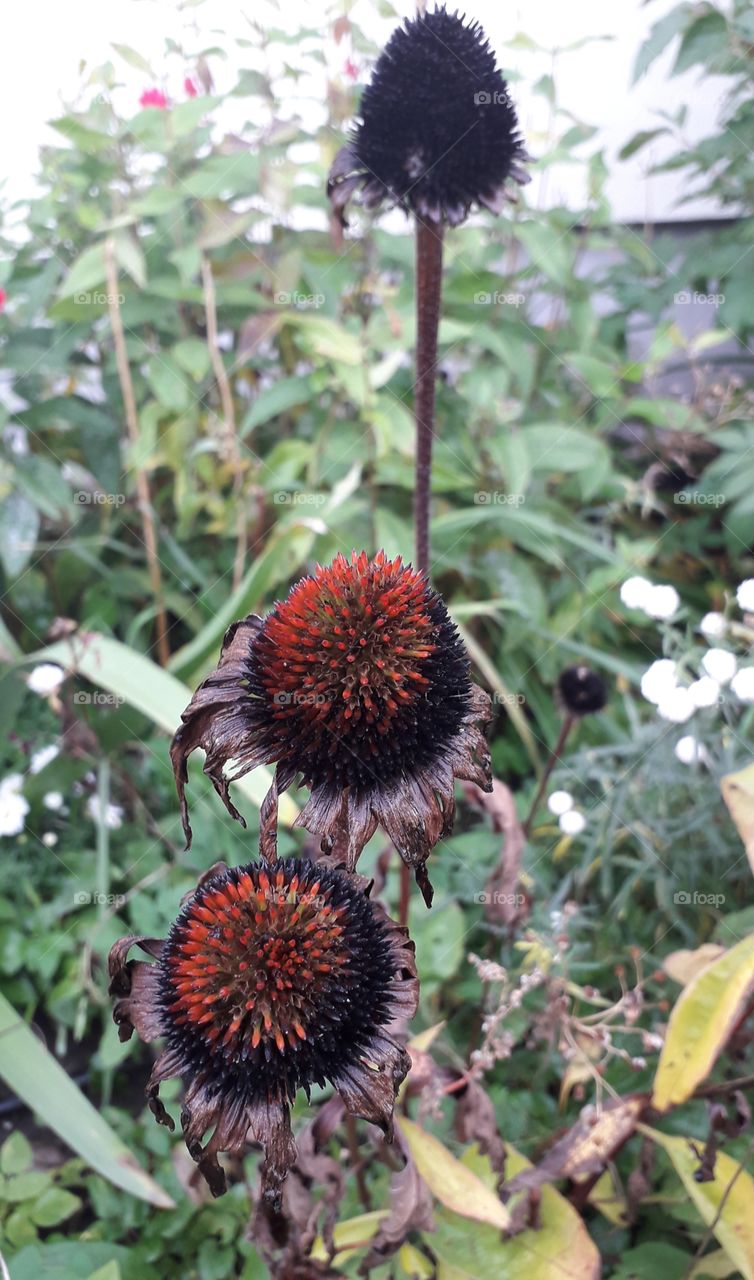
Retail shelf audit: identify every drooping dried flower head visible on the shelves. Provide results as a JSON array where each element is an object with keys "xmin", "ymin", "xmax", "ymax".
[
  {"xmin": 110, "ymin": 858, "xmax": 418, "ymax": 1202},
  {"xmin": 557, "ymin": 664, "xmax": 608, "ymax": 717},
  {"xmin": 171, "ymin": 551, "xmax": 492, "ymax": 904},
  {"xmin": 328, "ymin": 5, "xmax": 529, "ymax": 227}
]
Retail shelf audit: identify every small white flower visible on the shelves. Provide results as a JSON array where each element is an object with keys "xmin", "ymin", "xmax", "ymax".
[
  {"xmin": 547, "ymin": 790, "xmax": 574, "ymax": 816},
  {"xmin": 43, "ymin": 791, "xmax": 65, "ymax": 812},
  {"xmin": 731, "ymin": 667, "xmax": 754, "ymax": 704},
  {"xmin": 702, "ymin": 648, "xmax": 737, "ymax": 685},
  {"xmin": 700, "ymin": 611, "xmax": 727, "ymax": 640},
  {"xmin": 675, "ymin": 735, "xmax": 705, "ymax": 765},
  {"xmin": 559, "ymin": 809, "xmax": 586, "ymax": 836},
  {"xmin": 85, "ymin": 795, "xmax": 124, "ymax": 830},
  {"xmin": 641, "ymin": 659, "xmax": 677, "ymax": 705},
  {"xmin": 643, "ymin": 584, "xmax": 680, "ymax": 621},
  {"xmin": 688, "ymin": 676, "xmax": 720, "ymax": 709},
  {"xmin": 657, "ymin": 686, "xmax": 695, "ymax": 723},
  {"xmin": 42, "ymin": 832, "xmax": 58, "ymax": 848},
  {"xmin": 736, "ymin": 579, "xmax": 754, "ymax": 612},
  {"xmin": 620, "ymin": 576, "xmax": 652, "ymax": 610},
  {"xmin": 0, "ymin": 774, "xmax": 29, "ymax": 837},
  {"xmin": 29, "ymin": 744, "xmax": 60, "ymax": 775},
  {"xmin": 27, "ymin": 664, "xmax": 65, "ymax": 696}
]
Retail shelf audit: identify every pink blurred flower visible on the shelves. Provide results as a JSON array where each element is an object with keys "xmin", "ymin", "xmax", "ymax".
[
  {"xmin": 184, "ymin": 77, "xmax": 198, "ymax": 98},
  {"xmin": 0, "ymin": 288, "xmax": 6, "ymax": 311},
  {"xmin": 139, "ymin": 88, "xmax": 169, "ymax": 110},
  {"xmin": 344, "ymin": 58, "xmax": 358, "ymax": 81}
]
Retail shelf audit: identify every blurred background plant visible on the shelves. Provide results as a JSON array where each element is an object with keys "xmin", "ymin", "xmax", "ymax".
[{"xmin": 1, "ymin": 0, "xmax": 753, "ymax": 1276}]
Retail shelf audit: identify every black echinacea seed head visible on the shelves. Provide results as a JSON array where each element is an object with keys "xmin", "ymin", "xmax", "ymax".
[
  {"xmin": 109, "ymin": 858, "xmax": 418, "ymax": 1203},
  {"xmin": 558, "ymin": 664, "xmax": 608, "ymax": 717},
  {"xmin": 328, "ymin": 5, "xmax": 529, "ymax": 227}
]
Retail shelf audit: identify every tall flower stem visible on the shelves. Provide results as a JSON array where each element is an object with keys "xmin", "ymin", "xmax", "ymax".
[
  {"xmin": 522, "ymin": 713, "xmax": 575, "ymax": 838},
  {"xmin": 413, "ymin": 215, "xmax": 444, "ymax": 578}
]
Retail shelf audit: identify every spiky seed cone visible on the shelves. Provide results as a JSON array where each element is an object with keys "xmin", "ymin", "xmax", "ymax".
[
  {"xmin": 109, "ymin": 858, "xmax": 418, "ymax": 1203},
  {"xmin": 557, "ymin": 665, "xmax": 608, "ymax": 717},
  {"xmin": 171, "ymin": 551, "xmax": 492, "ymax": 904},
  {"xmin": 328, "ymin": 4, "xmax": 529, "ymax": 227}
]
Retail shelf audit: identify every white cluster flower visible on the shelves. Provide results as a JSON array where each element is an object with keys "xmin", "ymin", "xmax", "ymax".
[
  {"xmin": 700, "ymin": 611, "xmax": 726, "ymax": 640},
  {"xmin": 701, "ymin": 648, "xmax": 737, "ymax": 685},
  {"xmin": 657, "ymin": 686, "xmax": 695, "ymax": 724},
  {"xmin": 85, "ymin": 795, "xmax": 124, "ymax": 830},
  {"xmin": 688, "ymin": 676, "xmax": 719, "ymax": 709},
  {"xmin": 27, "ymin": 664, "xmax": 65, "ymax": 696},
  {"xmin": 737, "ymin": 579, "xmax": 754, "ymax": 613},
  {"xmin": 559, "ymin": 809, "xmax": 586, "ymax": 836},
  {"xmin": 640, "ymin": 659, "xmax": 677, "ymax": 705},
  {"xmin": 42, "ymin": 832, "xmax": 58, "ymax": 848},
  {"xmin": 620, "ymin": 577, "xmax": 679, "ymax": 620},
  {"xmin": 547, "ymin": 790, "xmax": 573, "ymax": 816},
  {"xmin": 43, "ymin": 791, "xmax": 65, "ymax": 812},
  {"xmin": 0, "ymin": 774, "xmax": 30, "ymax": 838},
  {"xmin": 29, "ymin": 744, "xmax": 60, "ymax": 775},
  {"xmin": 731, "ymin": 667, "xmax": 754, "ymax": 704},
  {"xmin": 674, "ymin": 735, "xmax": 706, "ymax": 765}
]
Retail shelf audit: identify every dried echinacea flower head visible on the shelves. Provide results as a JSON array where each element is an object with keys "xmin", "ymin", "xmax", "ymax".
[
  {"xmin": 109, "ymin": 858, "xmax": 418, "ymax": 1203},
  {"xmin": 171, "ymin": 551, "xmax": 492, "ymax": 905},
  {"xmin": 328, "ymin": 4, "xmax": 529, "ymax": 227}
]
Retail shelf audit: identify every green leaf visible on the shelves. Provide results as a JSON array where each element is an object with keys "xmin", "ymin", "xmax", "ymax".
[
  {"xmin": 10, "ymin": 1244, "xmax": 134, "ymax": 1280},
  {"xmin": 640, "ymin": 1124, "xmax": 754, "ymax": 1280},
  {"xmin": 31, "ymin": 1187, "xmax": 82, "ymax": 1226},
  {"xmin": 397, "ymin": 1119, "xmax": 510, "ymax": 1230},
  {"xmin": 516, "ymin": 222, "xmax": 573, "ymax": 287},
  {"xmin": 241, "ymin": 375, "xmax": 314, "ymax": 435},
  {"xmin": 652, "ymin": 933, "xmax": 754, "ymax": 1110},
  {"xmin": 1, "ymin": 1131, "xmax": 33, "ymax": 1174},
  {"xmin": 146, "ymin": 356, "xmax": 193, "ymax": 412},
  {"xmin": 618, "ymin": 128, "xmax": 668, "ymax": 161},
  {"xmin": 0, "ymin": 491, "xmax": 40, "ymax": 577},
  {"xmin": 57, "ymin": 243, "xmax": 107, "ymax": 300},
  {"xmin": 673, "ymin": 11, "xmax": 729, "ymax": 74},
  {"xmin": 113, "ymin": 232, "xmax": 146, "ymax": 289},
  {"xmin": 4, "ymin": 1172, "xmax": 52, "ymax": 1201},
  {"xmin": 111, "ymin": 42, "xmax": 154, "ymax": 74},
  {"xmin": 22, "ymin": 634, "xmax": 298, "ymax": 824},
  {"xmin": 0, "ymin": 993, "xmax": 173, "ymax": 1207},
  {"xmin": 565, "ymin": 353, "xmax": 618, "ymax": 398},
  {"xmin": 633, "ymin": 5, "xmax": 688, "ymax": 81}
]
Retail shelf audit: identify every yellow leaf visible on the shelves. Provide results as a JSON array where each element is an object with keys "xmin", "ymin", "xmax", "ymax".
[
  {"xmin": 652, "ymin": 933, "xmax": 754, "ymax": 1110},
  {"xmin": 399, "ymin": 1242, "xmax": 435, "ymax": 1278},
  {"xmin": 639, "ymin": 1125, "xmax": 754, "ymax": 1280},
  {"xmin": 721, "ymin": 761, "xmax": 754, "ymax": 877},
  {"xmin": 409, "ymin": 1022, "xmax": 446, "ymax": 1053},
  {"xmin": 587, "ymin": 1170, "xmax": 629, "ymax": 1227},
  {"xmin": 689, "ymin": 1249, "xmax": 739, "ymax": 1278},
  {"xmin": 663, "ymin": 945, "xmax": 726, "ymax": 986},
  {"xmin": 309, "ymin": 1210, "xmax": 386, "ymax": 1264},
  {"xmin": 397, "ymin": 1117, "xmax": 510, "ymax": 1230}
]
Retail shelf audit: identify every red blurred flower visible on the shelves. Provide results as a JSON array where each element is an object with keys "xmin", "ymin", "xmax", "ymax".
[
  {"xmin": 139, "ymin": 88, "xmax": 169, "ymax": 110},
  {"xmin": 344, "ymin": 58, "xmax": 358, "ymax": 81},
  {"xmin": 0, "ymin": 288, "xmax": 6, "ymax": 312},
  {"xmin": 184, "ymin": 77, "xmax": 198, "ymax": 98}
]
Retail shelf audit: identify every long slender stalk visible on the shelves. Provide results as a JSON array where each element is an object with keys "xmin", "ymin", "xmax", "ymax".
[
  {"xmin": 95, "ymin": 759, "xmax": 110, "ymax": 922},
  {"xmin": 522, "ymin": 714, "xmax": 575, "ymax": 837},
  {"xmin": 105, "ymin": 238, "xmax": 170, "ymax": 666},
  {"xmin": 413, "ymin": 215, "xmax": 444, "ymax": 578},
  {"xmin": 201, "ymin": 255, "xmax": 247, "ymax": 590}
]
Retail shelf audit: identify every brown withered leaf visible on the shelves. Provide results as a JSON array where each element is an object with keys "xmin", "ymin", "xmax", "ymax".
[
  {"xmin": 506, "ymin": 1095, "xmax": 648, "ymax": 1196},
  {"xmin": 462, "ymin": 778, "xmax": 527, "ymax": 927},
  {"xmin": 455, "ymin": 1080, "xmax": 506, "ymax": 1182},
  {"xmin": 358, "ymin": 1133, "xmax": 435, "ymax": 1274}
]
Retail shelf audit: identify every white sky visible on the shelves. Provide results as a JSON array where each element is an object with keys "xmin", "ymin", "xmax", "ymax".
[{"xmin": 2, "ymin": 0, "xmax": 731, "ymax": 222}]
